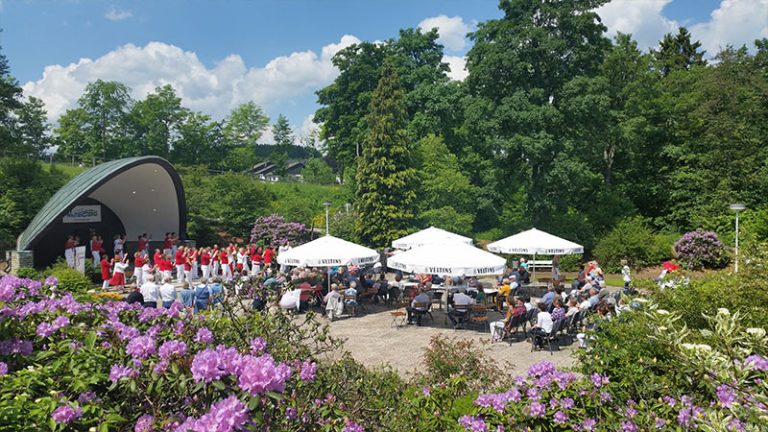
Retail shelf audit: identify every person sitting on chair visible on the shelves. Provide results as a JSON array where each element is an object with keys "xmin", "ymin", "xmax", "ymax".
[
  {"xmin": 406, "ymin": 288, "xmax": 431, "ymax": 325},
  {"xmin": 528, "ymin": 302, "xmax": 554, "ymax": 351},
  {"xmin": 324, "ymin": 283, "xmax": 344, "ymax": 321},
  {"xmin": 447, "ymin": 288, "xmax": 475, "ymax": 329}
]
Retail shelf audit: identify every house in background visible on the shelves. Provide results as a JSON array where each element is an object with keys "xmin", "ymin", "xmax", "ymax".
[{"xmin": 246, "ymin": 160, "xmax": 307, "ymax": 182}]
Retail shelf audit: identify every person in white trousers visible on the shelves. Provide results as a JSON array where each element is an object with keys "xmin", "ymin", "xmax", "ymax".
[
  {"xmin": 201, "ymin": 247, "xmax": 211, "ymax": 280},
  {"xmin": 175, "ymin": 246, "xmax": 186, "ymax": 284}
]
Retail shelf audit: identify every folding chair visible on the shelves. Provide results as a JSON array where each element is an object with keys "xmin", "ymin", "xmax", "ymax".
[
  {"xmin": 445, "ymin": 304, "xmax": 470, "ymax": 329},
  {"xmin": 390, "ymin": 309, "xmax": 407, "ymax": 328},
  {"xmin": 469, "ymin": 304, "xmax": 490, "ymax": 332},
  {"xmin": 411, "ymin": 302, "xmax": 433, "ymax": 326}
]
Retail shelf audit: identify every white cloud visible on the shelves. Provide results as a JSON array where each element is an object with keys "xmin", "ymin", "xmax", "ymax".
[
  {"xmin": 105, "ymin": 7, "xmax": 133, "ymax": 21},
  {"xmin": 690, "ymin": 0, "xmax": 768, "ymax": 56},
  {"xmin": 596, "ymin": 0, "xmax": 678, "ymax": 50},
  {"xmin": 443, "ymin": 55, "xmax": 468, "ymax": 81},
  {"xmin": 22, "ymin": 35, "xmax": 361, "ymax": 122},
  {"xmin": 418, "ymin": 15, "xmax": 472, "ymax": 51}
]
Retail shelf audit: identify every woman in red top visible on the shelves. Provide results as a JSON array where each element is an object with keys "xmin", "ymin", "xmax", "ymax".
[
  {"xmin": 100, "ymin": 255, "xmax": 112, "ymax": 289},
  {"xmin": 250, "ymin": 246, "xmax": 262, "ymax": 276},
  {"xmin": 153, "ymin": 249, "xmax": 162, "ymax": 267}
]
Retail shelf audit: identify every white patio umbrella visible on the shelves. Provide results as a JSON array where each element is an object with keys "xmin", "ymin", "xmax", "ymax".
[
  {"xmin": 391, "ymin": 226, "xmax": 473, "ymax": 250},
  {"xmin": 277, "ymin": 235, "xmax": 379, "ymax": 268},
  {"xmin": 387, "ymin": 242, "xmax": 506, "ymax": 277},
  {"xmin": 487, "ymin": 228, "xmax": 583, "ymax": 281}
]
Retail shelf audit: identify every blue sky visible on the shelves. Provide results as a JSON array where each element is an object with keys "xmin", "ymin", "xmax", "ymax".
[{"xmin": 1, "ymin": 0, "xmax": 765, "ymax": 143}]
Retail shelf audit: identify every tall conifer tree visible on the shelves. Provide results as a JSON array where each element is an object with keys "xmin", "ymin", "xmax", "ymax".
[{"xmin": 355, "ymin": 58, "xmax": 415, "ymax": 248}]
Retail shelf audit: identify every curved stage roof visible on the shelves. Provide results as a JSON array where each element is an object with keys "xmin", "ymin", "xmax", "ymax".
[{"xmin": 17, "ymin": 156, "xmax": 186, "ymax": 251}]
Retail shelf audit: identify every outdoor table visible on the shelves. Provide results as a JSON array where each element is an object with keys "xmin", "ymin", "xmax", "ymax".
[{"xmin": 430, "ymin": 284, "xmax": 466, "ymax": 310}]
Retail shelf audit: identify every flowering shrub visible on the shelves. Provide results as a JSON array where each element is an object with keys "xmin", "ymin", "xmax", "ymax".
[
  {"xmin": 0, "ymin": 275, "xmax": 374, "ymax": 431},
  {"xmin": 674, "ymin": 229, "xmax": 729, "ymax": 270},
  {"xmin": 250, "ymin": 214, "xmax": 308, "ymax": 246}
]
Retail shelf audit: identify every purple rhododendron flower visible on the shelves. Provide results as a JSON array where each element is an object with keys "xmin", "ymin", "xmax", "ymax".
[
  {"xmin": 527, "ymin": 361, "xmax": 556, "ymax": 377},
  {"xmin": 0, "ymin": 361, "xmax": 7, "ymax": 376},
  {"xmin": 745, "ymin": 354, "xmax": 768, "ymax": 371},
  {"xmin": 238, "ymin": 354, "xmax": 292, "ymax": 395},
  {"xmin": 126, "ymin": 336, "xmax": 156, "ymax": 360},
  {"xmin": 582, "ymin": 418, "xmax": 597, "ymax": 431},
  {"xmin": 44, "ymin": 276, "xmax": 58, "ymax": 286},
  {"xmin": 525, "ymin": 401, "xmax": 545, "ymax": 417},
  {"xmin": 52, "ymin": 404, "xmax": 82, "ymax": 424},
  {"xmin": 135, "ymin": 414, "xmax": 154, "ymax": 432},
  {"xmin": 621, "ymin": 421, "xmax": 638, "ymax": 432},
  {"xmin": 77, "ymin": 391, "xmax": 96, "ymax": 404},
  {"xmin": 249, "ymin": 337, "xmax": 266, "ymax": 354},
  {"xmin": 153, "ymin": 360, "xmax": 169, "ymax": 375},
  {"xmin": 553, "ymin": 410, "xmax": 568, "ymax": 424},
  {"xmin": 195, "ymin": 327, "xmax": 213, "ymax": 344},
  {"xmin": 299, "ymin": 360, "xmax": 317, "ymax": 382},
  {"xmin": 342, "ymin": 420, "xmax": 365, "ymax": 432},
  {"xmin": 716, "ymin": 384, "xmax": 737, "ymax": 407},
  {"xmin": 190, "ymin": 348, "xmax": 227, "ymax": 383},
  {"xmin": 36, "ymin": 322, "xmax": 56, "ymax": 338},
  {"xmin": 110, "ymin": 364, "xmax": 137, "ymax": 383},
  {"xmin": 422, "ymin": 387, "xmax": 431, "ymax": 397},
  {"xmin": 194, "ymin": 396, "xmax": 249, "ymax": 432},
  {"xmin": 591, "ymin": 373, "xmax": 609, "ymax": 387},
  {"xmin": 458, "ymin": 415, "xmax": 487, "ymax": 432},
  {"xmin": 560, "ymin": 397, "xmax": 574, "ymax": 409},
  {"xmin": 159, "ymin": 340, "xmax": 187, "ymax": 360},
  {"xmin": 285, "ymin": 407, "xmax": 297, "ymax": 420}
]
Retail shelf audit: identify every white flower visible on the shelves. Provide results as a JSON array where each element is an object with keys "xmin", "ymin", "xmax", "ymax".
[
  {"xmin": 656, "ymin": 309, "xmax": 670, "ymax": 315},
  {"xmin": 695, "ymin": 344, "xmax": 712, "ymax": 352},
  {"xmin": 681, "ymin": 343, "xmax": 696, "ymax": 350},
  {"xmin": 717, "ymin": 308, "xmax": 730, "ymax": 315},
  {"xmin": 746, "ymin": 328, "xmax": 766, "ymax": 338}
]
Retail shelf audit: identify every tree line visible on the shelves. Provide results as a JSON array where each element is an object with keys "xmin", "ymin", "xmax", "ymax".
[{"xmin": 316, "ymin": 0, "xmax": 768, "ymax": 249}]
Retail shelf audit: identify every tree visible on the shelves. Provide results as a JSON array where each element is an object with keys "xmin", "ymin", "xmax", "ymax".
[
  {"xmin": 415, "ymin": 134, "xmax": 477, "ymax": 234},
  {"xmin": 653, "ymin": 27, "xmax": 706, "ymax": 76},
  {"xmin": 464, "ymin": 0, "xmax": 611, "ymax": 227},
  {"xmin": 0, "ymin": 44, "xmax": 22, "ymax": 156},
  {"xmin": 223, "ymin": 102, "xmax": 269, "ymax": 148},
  {"xmin": 54, "ymin": 108, "xmax": 90, "ymax": 162},
  {"xmin": 355, "ymin": 58, "xmax": 416, "ymax": 248},
  {"xmin": 271, "ymin": 114, "xmax": 294, "ymax": 148},
  {"xmin": 270, "ymin": 114, "xmax": 294, "ymax": 177},
  {"xmin": 130, "ymin": 84, "xmax": 187, "ymax": 158},
  {"xmin": 301, "ymin": 158, "xmax": 336, "ymax": 185},
  {"xmin": 171, "ymin": 112, "xmax": 223, "ymax": 166},
  {"xmin": 316, "ymin": 28, "xmax": 450, "ymax": 172},
  {"xmin": 15, "ymin": 96, "xmax": 51, "ymax": 158},
  {"xmin": 77, "ymin": 80, "xmax": 133, "ymax": 162}
]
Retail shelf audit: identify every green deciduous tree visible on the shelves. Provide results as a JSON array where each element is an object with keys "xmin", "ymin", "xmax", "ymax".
[
  {"xmin": 15, "ymin": 96, "xmax": 51, "ymax": 158},
  {"xmin": 129, "ymin": 84, "xmax": 188, "ymax": 158},
  {"xmin": 54, "ymin": 108, "xmax": 89, "ymax": 162},
  {"xmin": 355, "ymin": 58, "xmax": 416, "ymax": 248},
  {"xmin": 415, "ymin": 134, "xmax": 477, "ymax": 235},
  {"xmin": 301, "ymin": 158, "xmax": 336, "ymax": 185},
  {"xmin": 223, "ymin": 102, "xmax": 270, "ymax": 148},
  {"xmin": 171, "ymin": 112, "xmax": 223, "ymax": 166},
  {"xmin": 77, "ymin": 80, "xmax": 133, "ymax": 162}
]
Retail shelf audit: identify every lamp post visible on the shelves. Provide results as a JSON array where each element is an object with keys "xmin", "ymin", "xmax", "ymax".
[
  {"xmin": 729, "ymin": 203, "xmax": 746, "ymax": 273},
  {"xmin": 323, "ymin": 202, "xmax": 331, "ymax": 236}
]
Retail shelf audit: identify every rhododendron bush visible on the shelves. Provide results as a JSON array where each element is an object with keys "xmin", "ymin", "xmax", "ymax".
[{"xmin": 0, "ymin": 275, "xmax": 374, "ymax": 431}]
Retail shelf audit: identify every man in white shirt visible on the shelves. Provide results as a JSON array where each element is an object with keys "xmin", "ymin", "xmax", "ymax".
[
  {"xmin": 406, "ymin": 289, "xmax": 432, "ymax": 325},
  {"xmin": 447, "ymin": 288, "xmax": 476, "ymax": 329},
  {"xmin": 140, "ymin": 274, "xmax": 160, "ymax": 308},
  {"xmin": 159, "ymin": 277, "xmax": 177, "ymax": 308}
]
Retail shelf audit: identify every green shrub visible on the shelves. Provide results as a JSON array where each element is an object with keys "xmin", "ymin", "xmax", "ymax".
[
  {"xmin": 593, "ymin": 216, "xmax": 675, "ymax": 272},
  {"xmin": 44, "ymin": 260, "xmax": 92, "ymax": 294},
  {"xmin": 15, "ymin": 267, "xmax": 41, "ymax": 280},
  {"xmin": 558, "ymin": 254, "xmax": 582, "ymax": 272}
]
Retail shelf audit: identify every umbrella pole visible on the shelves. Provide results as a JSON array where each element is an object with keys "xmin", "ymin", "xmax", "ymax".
[{"xmin": 533, "ymin": 252, "xmax": 536, "ymax": 285}]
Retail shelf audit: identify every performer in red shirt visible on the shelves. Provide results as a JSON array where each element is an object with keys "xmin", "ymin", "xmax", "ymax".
[
  {"xmin": 90, "ymin": 235, "xmax": 101, "ymax": 268},
  {"xmin": 263, "ymin": 246, "xmax": 275, "ymax": 269},
  {"xmin": 134, "ymin": 252, "xmax": 145, "ymax": 287},
  {"xmin": 175, "ymin": 246, "xmax": 186, "ymax": 283},
  {"xmin": 64, "ymin": 235, "xmax": 76, "ymax": 269},
  {"xmin": 183, "ymin": 250, "xmax": 193, "ymax": 283},
  {"xmin": 100, "ymin": 255, "xmax": 112, "ymax": 289},
  {"xmin": 250, "ymin": 246, "xmax": 262, "ymax": 276},
  {"xmin": 163, "ymin": 233, "xmax": 172, "ymax": 256},
  {"xmin": 220, "ymin": 249, "xmax": 231, "ymax": 280},
  {"xmin": 200, "ymin": 247, "xmax": 212, "ymax": 279},
  {"xmin": 153, "ymin": 249, "xmax": 162, "ymax": 266},
  {"xmin": 137, "ymin": 235, "xmax": 147, "ymax": 256}
]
